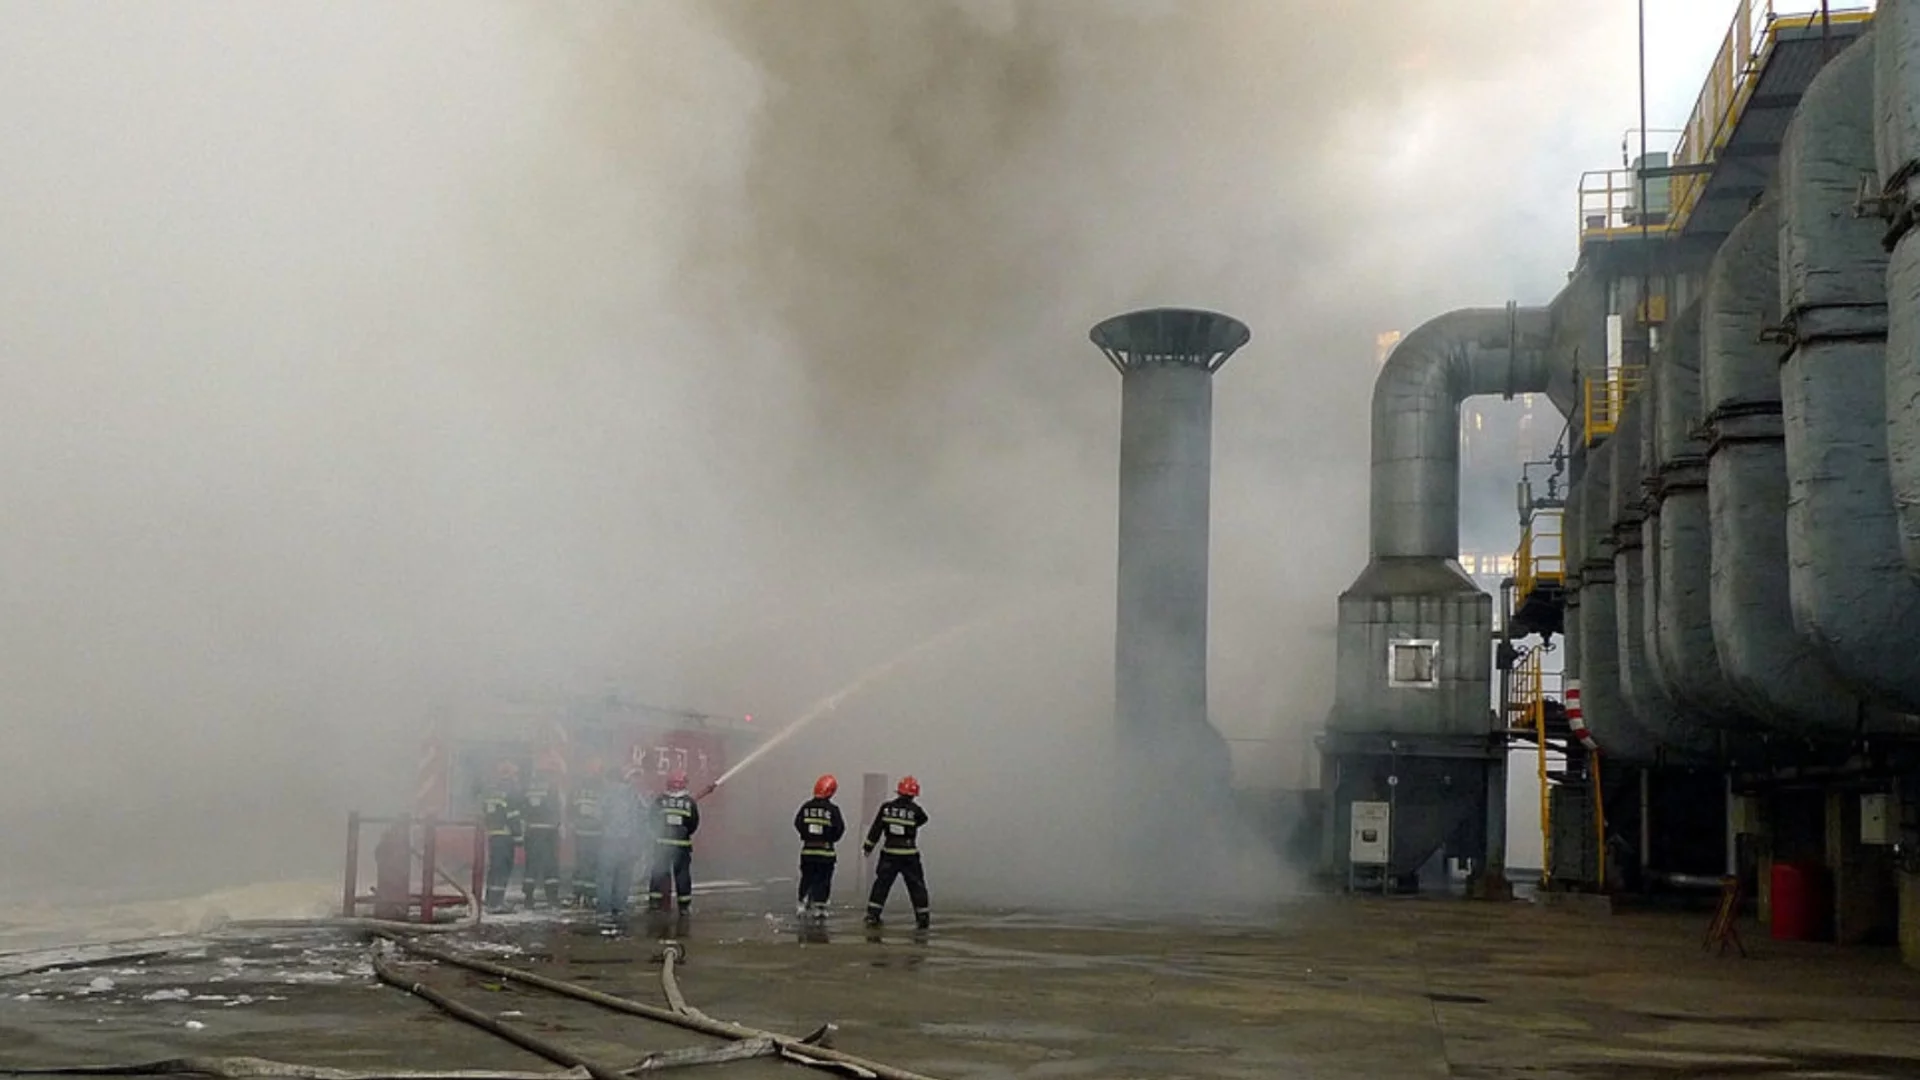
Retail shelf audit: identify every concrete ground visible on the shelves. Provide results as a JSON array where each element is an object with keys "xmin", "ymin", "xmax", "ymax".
[{"xmin": 5, "ymin": 892, "xmax": 1920, "ymax": 1079}]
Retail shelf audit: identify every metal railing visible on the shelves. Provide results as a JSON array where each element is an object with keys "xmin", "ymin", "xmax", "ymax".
[
  {"xmin": 1578, "ymin": 2, "xmax": 1875, "ymax": 249},
  {"xmin": 1583, "ymin": 366, "xmax": 1645, "ymax": 446},
  {"xmin": 1515, "ymin": 509, "xmax": 1565, "ymax": 603},
  {"xmin": 1668, "ymin": 1, "xmax": 1876, "ymax": 233},
  {"xmin": 1577, "ymin": 169, "xmax": 1676, "ymax": 246},
  {"xmin": 342, "ymin": 812, "xmax": 484, "ymax": 924},
  {"xmin": 1509, "ymin": 647, "xmax": 1559, "ymax": 886}
]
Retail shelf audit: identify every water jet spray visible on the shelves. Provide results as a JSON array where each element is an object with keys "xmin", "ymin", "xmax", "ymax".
[{"xmin": 696, "ymin": 598, "xmax": 1057, "ymax": 799}]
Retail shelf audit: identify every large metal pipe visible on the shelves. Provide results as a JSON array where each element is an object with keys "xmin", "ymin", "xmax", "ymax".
[
  {"xmin": 1370, "ymin": 306, "xmax": 1553, "ymax": 559},
  {"xmin": 1874, "ymin": 0, "xmax": 1920, "ymax": 575},
  {"xmin": 1336, "ymin": 304, "xmax": 1558, "ymax": 743},
  {"xmin": 1783, "ymin": 33, "xmax": 1920, "ymax": 712},
  {"xmin": 1612, "ymin": 405, "xmax": 1682, "ymax": 730},
  {"xmin": 1702, "ymin": 202, "xmax": 1863, "ymax": 737},
  {"xmin": 1646, "ymin": 302, "xmax": 1742, "ymax": 725},
  {"xmin": 1574, "ymin": 436, "xmax": 1662, "ymax": 764},
  {"xmin": 1611, "ymin": 403, "xmax": 1715, "ymax": 760}
]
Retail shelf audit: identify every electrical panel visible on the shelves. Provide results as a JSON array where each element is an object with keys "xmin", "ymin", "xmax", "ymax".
[
  {"xmin": 1350, "ymin": 800, "xmax": 1390, "ymax": 866},
  {"xmin": 1861, "ymin": 793, "xmax": 1892, "ymax": 846}
]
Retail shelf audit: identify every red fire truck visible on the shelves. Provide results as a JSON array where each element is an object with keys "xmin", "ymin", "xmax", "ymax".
[{"xmin": 410, "ymin": 692, "xmax": 779, "ymax": 883}]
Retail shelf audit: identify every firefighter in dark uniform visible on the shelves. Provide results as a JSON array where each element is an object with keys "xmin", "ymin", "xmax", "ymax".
[
  {"xmin": 521, "ymin": 754, "xmax": 565, "ymax": 908},
  {"xmin": 647, "ymin": 769, "xmax": 700, "ymax": 914},
  {"xmin": 479, "ymin": 759, "xmax": 525, "ymax": 914},
  {"xmin": 568, "ymin": 757, "xmax": 607, "ymax": 908},
  {"xmin": 793, "ymin": 774, "xmax": 846, "ymax": 918},
  {"xmin": 862, "ymin": 775, "xmax": 930, "ymax": 929}
]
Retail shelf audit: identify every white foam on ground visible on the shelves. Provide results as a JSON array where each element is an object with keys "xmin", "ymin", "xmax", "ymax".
[{"xmin": 0, "ymin": 880, "xmax": 338, "ymax": 952}]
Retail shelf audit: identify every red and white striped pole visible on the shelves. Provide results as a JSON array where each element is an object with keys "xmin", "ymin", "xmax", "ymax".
[{"xmin": 1566, "ymin": 680, "xmax": 1599, "ymax": 752}]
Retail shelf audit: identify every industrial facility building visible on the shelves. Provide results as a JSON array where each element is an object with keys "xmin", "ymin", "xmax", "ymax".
[{"xmin": 1320, "ymin": 1, "xmax": 1920, "ymax": 961}]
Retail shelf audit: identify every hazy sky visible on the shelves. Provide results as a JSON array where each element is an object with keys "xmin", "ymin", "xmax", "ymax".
[{"xmin": 0, "ymin": 0, "xmax": 1770, "ymax": 895}]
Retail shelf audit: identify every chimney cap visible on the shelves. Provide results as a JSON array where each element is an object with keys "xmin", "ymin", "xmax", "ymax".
[{"xmin": 1089, "ymin": 307, "xmax": 1251, "ymax": 375}]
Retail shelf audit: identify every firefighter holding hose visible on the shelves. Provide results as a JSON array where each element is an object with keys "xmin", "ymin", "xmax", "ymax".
[
  {"xmin": 647, "ymin": 769, "xmax": 700, "ymax": 915},
  {"xmin": 862, "ymin": 775, "xmax": 930, "ymax": 929},
  {"xmin": 793, "ymin": 774, "xmax": 846, "ymax": 918}
]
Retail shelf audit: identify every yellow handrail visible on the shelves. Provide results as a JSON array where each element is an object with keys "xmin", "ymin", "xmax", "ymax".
[
  {"xmin": 1578, "ymin": 2, "xmax": 1875, "ymax": 248},
  {"xmin": 1583, "ymin": 366, "xmax": 1645, "ymax": 447},
  {"xmin": 1667, "ymin": 1, "xmax": 1876, "ymax": 233},
  {"xmin": 1508, "ymin": 646, "xmax": 1560, "ymax": 887},
  {"xmin": 1514, "ymin": 509, "xmax": 1565, "ymax": 602},
  {"xmin": 1593, "ymin": 751, "xmax": 1608, "ymax": 893},
  {"xmin": 1576, "ymin": 168, "xmax": 1677, "ymax": 247}
]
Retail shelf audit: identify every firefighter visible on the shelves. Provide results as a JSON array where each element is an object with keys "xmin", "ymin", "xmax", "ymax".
[
  {"xmin": 647, "ymin": 769, "xmax": 700, "ymax": 915},
  {"xmin": 793, "ymin": 774, "xmax": 846, "ymax": 918},
  {"xmin": 521, "ymin": 754, "xmax": 565, "ymax": 908},
  {"xmin": 862, "ymin": 775, "xmax": 930, "ymax": 929},
  {"xmin": 596, "ymin": 764, "xmax": 645, "ymax": 919},
  {"xmin": 568, "ymin": 757, "xmax": 607, "ymax": 909},
  {"xmin": 479, "ymin": 759, "xmax": 525, "ymax": 914}
]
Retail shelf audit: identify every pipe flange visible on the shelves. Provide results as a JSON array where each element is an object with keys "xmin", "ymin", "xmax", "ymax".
[
  {"xmin": 1774, "ymin": 303, "xmax": 1890, "ymax": 352},
  {"xmin": 1653, "ymin": 458, "xmax": 1709, "ymax": 495},
  {"xmin": 1704, "ymin": 400, "xmax": 1784, "ymax": 456}
]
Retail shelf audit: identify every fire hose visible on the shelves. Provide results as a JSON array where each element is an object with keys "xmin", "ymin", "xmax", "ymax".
[
  {"xmin": 376, "ymin": 935, "xmax": 942, "ymax": 1080},
  {"xmin": 0, "ymin": 1059, "xmax": 593, "ymax": 1080}
]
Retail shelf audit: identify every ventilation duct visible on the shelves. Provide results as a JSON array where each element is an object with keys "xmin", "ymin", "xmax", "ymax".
[
  {"xmin": 1781, "ymin": 33, "xmax": 1920, "ymax": 713},
  {"xmin": 1328, "ymin": 305, "xmax": 1558, "ymax": 882},
  {"xmin": 1611, "ymin": 401, "xmax": 1715, "ymax": 760},
  {"xmin": 1334, "ymin": 306, "xmax": 1557, "ymax": 742},
  {"xmin": 1703, "ymin": 201, "xmax": 1863, "ymax": 737},
  {"xmin": 1874, "ymin": 0, "xmax": 1920, "ymax": 575},
  {"xmin": 1572, "ymin": 434, "xmax": 1661, "ymax": 764},
  {"xmin": 1645, "ymin": 302, "xmax": 1743, "ymax": 726}
]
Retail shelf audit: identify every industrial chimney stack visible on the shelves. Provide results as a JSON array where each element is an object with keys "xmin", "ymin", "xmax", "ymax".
[{"xmin": 1088, "ymin": 308, "xmax": 1251, "ymax": 812}]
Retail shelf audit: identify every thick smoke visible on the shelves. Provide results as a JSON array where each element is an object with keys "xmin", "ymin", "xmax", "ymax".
[{"xmin": 0, "ymin": 1, "xmax": 1634, "ymax": 912}]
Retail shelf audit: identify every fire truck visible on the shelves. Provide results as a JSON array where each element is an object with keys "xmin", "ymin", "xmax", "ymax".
[{"xmin": 410, "ymin": 691, "xmax": 779, "ymax": 884}]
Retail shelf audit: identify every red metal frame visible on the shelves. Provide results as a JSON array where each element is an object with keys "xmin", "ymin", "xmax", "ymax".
[{"xmin": 342, "ymin": 812, "xmax": 485, "ymax": 923}]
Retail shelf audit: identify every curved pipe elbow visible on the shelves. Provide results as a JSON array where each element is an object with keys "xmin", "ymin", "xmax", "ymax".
[{"xmin": 1370, "ymin": 306, "xmax": 1556, "ymax": 560}]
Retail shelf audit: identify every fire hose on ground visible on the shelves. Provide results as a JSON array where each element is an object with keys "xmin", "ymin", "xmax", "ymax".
[
  {"xmin": 3, "ymin": 935, "xmax": 930, "ymax": 1080},
  {"xmin": 1, "ymin": 859, "xmax": 946, "ymax": 1080},
  {"xmin": 374, "ymin": 934, "xmax": 941, "ymax": 1080}
]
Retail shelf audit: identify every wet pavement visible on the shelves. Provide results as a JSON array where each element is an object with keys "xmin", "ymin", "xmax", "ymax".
[{"xmin": 5, "ymin": 892, "xmax": 1920, "ymax": 1079}]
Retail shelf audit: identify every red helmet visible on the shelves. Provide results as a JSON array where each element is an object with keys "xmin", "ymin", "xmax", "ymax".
[
  {"xmin": 896, "ymin": 775, "xmax": 920, "ymax": 798},
  {"xmin": 582, "ymin": 758, "xmax": 606, "ymax": 779},
  {"xmin": 495, "ymin": 760, "xmax": 520, "ymax": 781},
  {"xmin": 665, "ymin": 769, "xmax": 689, "ymax": 792},
  {"xmin": 814, "ymin": 774, "xmax": 838, "ymax": 799}
]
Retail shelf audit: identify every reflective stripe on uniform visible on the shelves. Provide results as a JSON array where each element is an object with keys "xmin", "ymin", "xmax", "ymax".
[
  {"xmin": 882, "ymin": 847, "xmax": 917, "ymax": 856},
  {"xmin": 802, "ymin": 847, "xmax": 836, "ymax": 856},
  {"xmin": 657, "ymin": 838, "xmax": 693, "ymax": 848}
]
